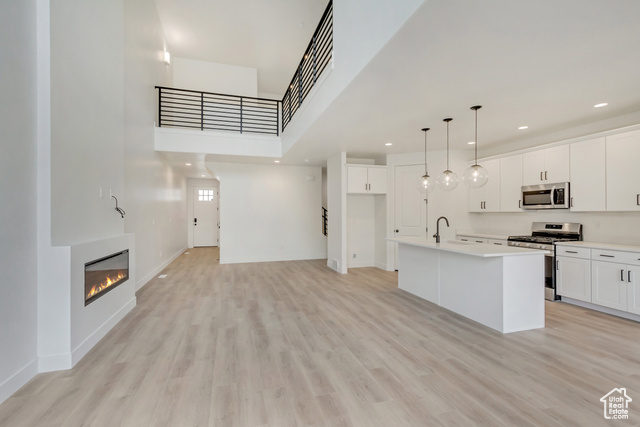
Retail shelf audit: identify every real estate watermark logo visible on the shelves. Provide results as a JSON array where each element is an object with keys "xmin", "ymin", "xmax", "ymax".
[{"xmin": 600, "ymin": 388, "xmax": 632, "ymax": 420}]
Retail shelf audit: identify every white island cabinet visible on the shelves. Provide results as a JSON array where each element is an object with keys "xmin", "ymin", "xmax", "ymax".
[{"xmin": 388, "ymin": 237, "xmax": 546, "ymax": 333}]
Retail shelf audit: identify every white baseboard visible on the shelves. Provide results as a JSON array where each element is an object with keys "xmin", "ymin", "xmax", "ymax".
[
  {"xmin": 38, "ymin": 352, "xmax": 72, "ymax": 373},
  {"xmin": 221, "ymin": 253, "xmax": 326, "ymax": 265},
  {"xmin": 375, "ymin": 261, "xmax": 390, "ymax": 271},
  {"xmin": 71, "ymin": 297, "xmax": 136, "ymax": 366},
  {"xmin": 561, "ymin": 297, "xmax": 640, "ymax": 322},
  {"xmin": 136, "ymin": 245, "xmax": 187, "ymax": 291},
  {"xmin": 0, "ymin": 359, "xmax": 38, "ymax": 404},
  {"xmin": 347, "ymin": 260, "xmax": 375, "ymax": 269}
]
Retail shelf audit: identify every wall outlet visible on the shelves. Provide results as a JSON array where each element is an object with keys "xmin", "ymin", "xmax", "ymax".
[{"xmin": 352, "ymin": 253, "xmax": 356, "ymax": 258}]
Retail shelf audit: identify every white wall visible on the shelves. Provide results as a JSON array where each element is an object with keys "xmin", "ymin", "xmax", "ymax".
[
  {"xmin": 327, "ymin": 152, "xmax": 347, "ymax": 273},
  {"xmin": 50, "ymin": 0, "xmax": 125, "ymax": 245},
  {"xmin": 469, "ymin": 210, "xmax": 640, "ymax": 246},
  {"xmin": 123, "ymin": 0, "xmax": 188, "ymax": 290},
  {"xmin": 280, "ymin": 0, "xmax": 426, "ymax": 153},
  {"xmin": 173, "ymin": 57, "xmax": 258, "ymax": 98},
  {"xmin": 0, "ymin": 0, "xmax": 39, "ymax": 403},
  {"xmin": 208, "ymin": 162, "xmax": 326, "ymax": 264}
]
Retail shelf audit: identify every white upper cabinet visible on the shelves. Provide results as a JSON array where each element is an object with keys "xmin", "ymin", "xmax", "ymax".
[
  {"xmin": 500, "ymin": 154, "xmax": 523, "ymax": 212},
  {"xmin": 347, "ymin": 165, "xmax": 387, "ymax": 194},
  {"xmin": 606, "ymin": 130, "xmax": 640, "ymax": 211},
  {"xmin": 468, "ymin": 159, "xmax": 501, "ymax": 212},
  {"xmin": 570, "ymin": 137, "xmax": 606, "ymax": 211},
  {"xmin": 367, "ymin": 167, "xmax": 387, "ymax": 194},
  {"xmin": 522, "ymin": 145, "xmax": 570, "ymax": 185}
]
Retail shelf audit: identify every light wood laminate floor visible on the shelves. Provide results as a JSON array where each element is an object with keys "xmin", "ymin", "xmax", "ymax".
[{"xmin": 2, "ymin": 247, "xmax": 640, "ymax": 426}]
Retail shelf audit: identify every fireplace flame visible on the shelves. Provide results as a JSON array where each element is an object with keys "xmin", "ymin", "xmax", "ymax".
[{"xmin": 86, "ymin": 271, "xmax": 126, "ymax": 300}]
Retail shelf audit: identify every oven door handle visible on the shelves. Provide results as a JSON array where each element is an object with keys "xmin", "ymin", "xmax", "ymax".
[{"xmin": 550, "ymin": 186, "xmax": 556, "ymax": 207}]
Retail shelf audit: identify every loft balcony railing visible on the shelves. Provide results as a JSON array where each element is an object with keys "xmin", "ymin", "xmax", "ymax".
[
  {"xmin": 155, "ymin": 86, "xmax": 280, "ymax": 136},
  {"xmin": 281, "ymin": 0, "xmax": 333, "ymax": 132}
]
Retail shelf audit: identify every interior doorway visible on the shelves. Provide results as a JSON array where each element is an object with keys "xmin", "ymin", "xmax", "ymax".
[{"xmin": 193, "ymin": 186, "xmax": 219, "ymax": 247}]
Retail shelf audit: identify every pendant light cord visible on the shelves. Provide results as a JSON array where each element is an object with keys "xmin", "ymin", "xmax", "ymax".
[
  {"xmin": 471, "ymin": 105, "xmax": 482, "ymax": 166},
  {"xmin": 474, "ymin": 108, "xmax": 478, "ymax": 165},
  {"xmin": 446, "ymin": 119, "xmax": 450, "ymax": 170}
]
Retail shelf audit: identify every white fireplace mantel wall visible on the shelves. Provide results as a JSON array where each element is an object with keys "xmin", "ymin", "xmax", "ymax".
[{"xmin": 38, "ymin": 235, "xmax": 136, "ymax": 371}]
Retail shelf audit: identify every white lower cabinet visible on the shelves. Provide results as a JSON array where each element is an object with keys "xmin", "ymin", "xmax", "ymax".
[
  {"xmin": 627, "ymin": 266, "xmax": 640, "ymax": 315},
  {"xmin": 556, "ymin": 256, "xmax": 591, "ymax": 302},
  {"xmin": 591, "ymin": 261, "xmax": 628, "ymax": 311}
]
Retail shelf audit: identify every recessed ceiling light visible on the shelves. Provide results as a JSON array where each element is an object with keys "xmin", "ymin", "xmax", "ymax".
[
  {"xmin": 185, "ymin": 163, "xmax": 192, "ymax": 166},
  {"xmin": 468, "ymin": 141, "xmax": 475, "ymax": 145},
  {"xmin": 594, "ymin": 102, "xmax": 608, "ymax": 108},
  {"xmin": 201, "ymin": 174, "xmax": 206, "ymax": 177},
  {"xmin": 385, "ymin": 142, "xmax": 392, "ymax": 146},
  {"xmin": 274, "ymin": 160, "xmax": 280, "ymax": 163},
  {"xmin": 304, "ymin": 159, "xmax": 309, "ymax": 162},
  {"xmin": 518, "ymin": 126, "xmax": 529, "ymax": 130}
]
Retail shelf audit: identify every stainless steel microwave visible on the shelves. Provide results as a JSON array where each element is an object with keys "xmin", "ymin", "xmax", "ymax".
[{"xmin": 521, "ymin": 182, "xmax": 570, "ymax": 209}]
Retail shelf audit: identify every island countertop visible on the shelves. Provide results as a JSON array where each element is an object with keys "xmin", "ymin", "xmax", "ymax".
[{"xmin": 387, "ymin": 236, "xmax": 548, "ymax": 258}]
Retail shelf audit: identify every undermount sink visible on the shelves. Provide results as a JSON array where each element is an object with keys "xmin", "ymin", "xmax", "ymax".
[{"xmin": 446, "ymin": 240, "xmax": 475, "ymax": 245}]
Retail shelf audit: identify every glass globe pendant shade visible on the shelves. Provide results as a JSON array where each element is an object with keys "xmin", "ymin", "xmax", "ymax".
[
  {"xmin": 463, "ymin": 164, "xmax": 489, "ymax": 188},
  {"xmin": 436, "ymin": 169, "xmax": 459, "ymax": 191},
  {"xmin": 419, "ymin": 173, "xmax": 435, "ymax": 193}
]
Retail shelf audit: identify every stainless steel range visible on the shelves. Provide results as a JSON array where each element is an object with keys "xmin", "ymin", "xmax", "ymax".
[{"xmin": 508, "ymin": 222, "xmax": 583, "ymax": 301}]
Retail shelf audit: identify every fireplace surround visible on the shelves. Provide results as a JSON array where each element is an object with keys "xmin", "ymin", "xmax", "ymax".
[{"xmin": 84, "ymin": 249, "xmax": 129, "ymax": 306}]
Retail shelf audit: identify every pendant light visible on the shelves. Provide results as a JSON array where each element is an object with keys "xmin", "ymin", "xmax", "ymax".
[
  {"xmin": 419, "ymin": 127, "xmax": 435, "ymax": 193},
  {"xmin": 463, "ymin": 105, "xmax": 488, "ymax": 188},
  {"xmin": 436, "ymin": 118, "xmax": 458, "ymax": 191}
]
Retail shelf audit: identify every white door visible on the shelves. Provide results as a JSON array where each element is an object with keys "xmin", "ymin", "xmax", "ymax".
[
  {"xmin": 556, "ymin": 256, "xmax": 591, "ymax": 302},
  {"xmin": 500, "ymin": 154, "xmax": 523, "ymax": 212},
  {"xmin": 394, "ymin": 164, "xmax": 426, "ymax": 268},
  {"xmin": 193, "ymin": 187, "xmax": 219, "ymax": 247},
  {"xmin": 367, "ymin": 167, "xmax": 387, "ymax": 194},
  {"xmin": 544, "ymin": 145, "xmax": 570, "ymax": 183},
  {"xmin": 570, "ymin": 138, "xmax": 606, "ymax": 211},
  {"xmin": 347, "ymin": 166, "xmax": 368, "ymax": 194},
  {"xmin": 522, "ymin": 150, "xmax": 545, "ymax": 185},
  {"xmin": 592, "ymin": 260, "xmax": 627, "ymax": 311},
  {"xmin": 627, "ymin": 265, "xmax": 640, "ymax": 314},
  {"xmin": 606, "ymin": 130, "xmax": 640, "ymax": 211}
]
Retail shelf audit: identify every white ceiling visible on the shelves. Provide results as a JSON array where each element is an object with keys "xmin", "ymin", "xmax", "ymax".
[
  {"xmin": 154, "ymin": 0, "xmax": 328, "ymax": 96},
  {"xmin": 155, "ymin": 0, "xmax": 640, "ymax": 176}
]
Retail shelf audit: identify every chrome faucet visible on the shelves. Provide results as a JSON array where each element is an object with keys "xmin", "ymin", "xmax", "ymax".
[{"xmin": 433, "ymin": 216, "xmax": 449, "ymax": 243}]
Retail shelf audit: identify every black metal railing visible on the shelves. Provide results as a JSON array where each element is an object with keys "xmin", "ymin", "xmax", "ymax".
[
  {"xmin": 155, "ymin": 86, "xmax": 280, "ymax": 136},
  {"xmin": 281, "ymin": 1, "xmax": 333, "ymax": 131},
  {"xmin": 322, "ymin": 207, "xmax": 328, "ymax": 236}
]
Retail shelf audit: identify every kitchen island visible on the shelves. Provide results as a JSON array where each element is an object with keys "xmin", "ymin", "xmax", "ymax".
[{"xmin": 389, "ymin": 237, "xmax": 548, "ymax": 333}]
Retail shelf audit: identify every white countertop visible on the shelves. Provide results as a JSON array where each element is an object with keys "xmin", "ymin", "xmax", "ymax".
[
  {"xmin": 556, "ymin": 241, "xmax": 640, "ymax": 253},
  {"xmin": 455, "ymin": 230, "xmax": 510, "ymax": 240},
  {"xmin": 388, "ymin": 237, "xmax": 548, "ymax": 258}
]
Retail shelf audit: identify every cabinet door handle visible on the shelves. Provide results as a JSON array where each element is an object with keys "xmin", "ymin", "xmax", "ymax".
[
  {"xmin": 637, "ymin": 194, "xmax": 639, "ymax": 206},
  {"xmin": 565, "ymin": 250, "xmax": 578, "ymax": 254},
  {"xmin": 545, "ymin": 171, "xmax": 548, "ymax": 180},
  {"xmin": 629, "ymin": 270, "xmax": 632, "ymax": 283},
  {"xmin": 556, "ymin": 260, "xmax": 559, "ymax": 271},
  {"xmin": 600, "ymin": 254, "xmax": 615, "ymax": 258},
  {"xmin": 621, "ymin": 269, "xmax": 625, "ymax": 281},
  {"xmin": 540, "ymin": 171, "xmax": 543, "ymax": 181},
  {"xmin": 570, "ymin": 197, "xmax": 574, "ymax": 208},
  {"xmin": 518, "ymin": 200, "xmax": 522, "ymax": 208},
  {"xmin": 476, "ymin": 240, "xmax": 484, "ymax": 243}
]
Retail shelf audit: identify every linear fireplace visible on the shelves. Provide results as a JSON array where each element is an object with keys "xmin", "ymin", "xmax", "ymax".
[{"xmin": 84, "ymin": 250, "xmax": 129, "ymax": 306}]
